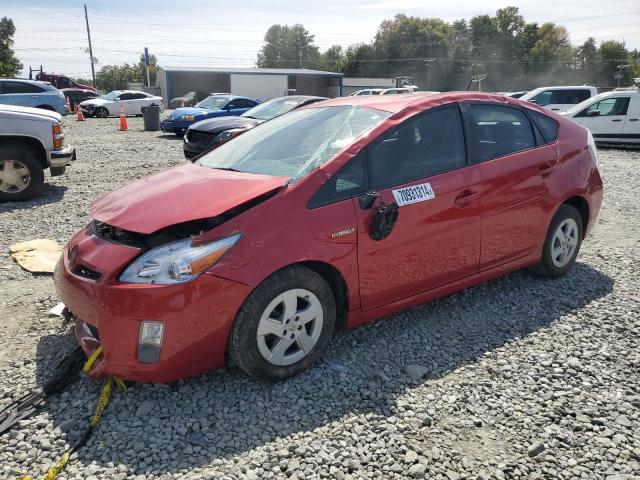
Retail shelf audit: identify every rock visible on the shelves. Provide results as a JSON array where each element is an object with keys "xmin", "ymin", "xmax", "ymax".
[
  {"xmin": 405, "ymin": 450, "xmax": 419, "ymax": 463},
  {"xmin": 614, "ymin": 415, "xmax": 632, "ymax": 427},
  {"xmin": 134, "ymin": 399, "xmax": 155, "ymax": 417},
  {"xmin": 404, "ymin": 365, "xmax": 429, "ymax": 381},
  {"xmin": 408, "ymin": 463, "xmax": 427, "ymax": 478},
  {"xmin": 527, "ymin": 442, "xmax": 545, "ymax": 457}
]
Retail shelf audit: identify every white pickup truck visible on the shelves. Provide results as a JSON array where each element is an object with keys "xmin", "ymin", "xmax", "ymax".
[{"xmin": 0, "ymin": 104, "xmax": 75, "ymax": 202}]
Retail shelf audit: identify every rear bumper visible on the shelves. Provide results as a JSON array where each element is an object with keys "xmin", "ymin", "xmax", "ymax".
[{"xmin": 54, "ymin": 229, "xmax": 252, "ymax": 383}]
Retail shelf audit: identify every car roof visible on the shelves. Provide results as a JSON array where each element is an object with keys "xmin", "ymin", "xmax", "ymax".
[
  {"xmin": 529, "ymin": 85, "xmax": 596, "ymax": 92},
  {"xmin": 304, "ymin": 91, "xmax": 548, "ymax": 114},
  {"xmin": 206, "ymin": 94, "xmax": 259, "ymax": 101},
  {"xmin": 0, "ymin": 78, "xmax": 51, "ymax": 85}
]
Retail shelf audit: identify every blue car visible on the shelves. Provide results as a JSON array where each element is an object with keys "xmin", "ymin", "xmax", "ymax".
[
  {"xmin": 0, "ymin": 79, "xmax": 67, "ymax": 115},
  {"xmin": 160, "ymin": 95, "xmax": 260, "ymax": 135}
]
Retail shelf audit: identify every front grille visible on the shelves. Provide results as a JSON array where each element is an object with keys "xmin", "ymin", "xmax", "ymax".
[
  {"xmin": 73, "ymin": 264, "xmax": 101, "ymax": 280},
  {"xmin": 92, "ymin": 220, "xmax": 146, "ymax": 248},
  {"xmin": 188, "ymin": 130, "xmax": 214, "ymax": 143}
]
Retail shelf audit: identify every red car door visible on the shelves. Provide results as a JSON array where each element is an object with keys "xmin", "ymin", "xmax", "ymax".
[
  {"xmin": 463, "ymin": 103, "xmax": 557, "ymax": 270},
  {"xmin": 355, "ymin": 105, "xmax": 482, "ymax": 311}
]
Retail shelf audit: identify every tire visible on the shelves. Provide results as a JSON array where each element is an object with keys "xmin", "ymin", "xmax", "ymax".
[
  {"xmin": 530, "ymin": 204, "xmax": 583, "ymax": 278},
  {"xmin": 228, "ymin": 266, "xmax": 336, "ymax": 381},
  {"xmin": 0, "ymin": 143, "xmax": 45, "ymax": 202},
  {"xmin": 95, "ymin": 107, "xmax": 109, "ymax": 118}
]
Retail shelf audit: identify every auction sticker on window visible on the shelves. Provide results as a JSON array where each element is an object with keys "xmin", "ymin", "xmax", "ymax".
[{"xmin": 392, "ymin": 182, "xmax": 435, "ymax": 206}]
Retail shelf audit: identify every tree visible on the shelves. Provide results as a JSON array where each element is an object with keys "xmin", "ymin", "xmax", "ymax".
[
  {"xmin": 0, "ymin": 17, "xmax": 23, "ymax": 77},
  {"xmin": 95, "ymin": 54, "xmax": 157, "ymax": 91},
  {"xmin": 257, "ymin": 24, "xmax": 320, "ymax": 68}
]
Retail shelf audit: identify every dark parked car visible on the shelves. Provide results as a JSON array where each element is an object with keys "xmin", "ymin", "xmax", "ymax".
[
  {"xmin": 168, "ymin": 91, "xmax": 209, "ymax": 109},
  {"xmin": 61, "ymin": 88, "xmax": 100, "ymax": 111},
  {"xmin": 183, "ymin": 95, "xmax": 327, "ymax": 160}
]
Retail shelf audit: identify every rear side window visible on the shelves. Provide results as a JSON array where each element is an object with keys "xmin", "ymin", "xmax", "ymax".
[
  {"xmin": 308, "ymin": 150, "xmax": 367, "ymax": 208},
  {"xmin": 368, "ymin": 105, "xmax": 466, "ymax": 189},
  {"xmin": 529, "ymin": 110, "xmax": 559, "ymax": 144},
  {"xmin": 468, "ymin": 104, "xmax": 536, "ymax": 162},
  {"xmin": 3, "ymin": 82, "xmax": 45, "ymax": 94}
]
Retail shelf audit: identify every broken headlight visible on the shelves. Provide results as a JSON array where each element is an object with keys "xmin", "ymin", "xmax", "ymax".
[
  {"xmin": 119, "ymin": 234, "xmax": 241, "ymax": 284},
  {"xmin": 179, "ymin": 114, "xmax": 196, "ymax": 122}
]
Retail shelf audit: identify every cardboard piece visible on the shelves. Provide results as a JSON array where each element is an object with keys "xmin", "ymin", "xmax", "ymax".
[{"xmin": 9, "ymin": 238, "xmax": 63, "ymax": 274}]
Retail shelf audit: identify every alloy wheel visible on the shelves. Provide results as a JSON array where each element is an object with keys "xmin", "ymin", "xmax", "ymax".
[
  {"xmin": 256, "ymin": 288, "xmax": 324, "ymax": 366},
  {"xmin": 550, "ymin": 218, "xmax": 579, "ymax": 268},
  {"xmin": 0, "ymin": 159, "xmax": 31, "ymax": 193}
]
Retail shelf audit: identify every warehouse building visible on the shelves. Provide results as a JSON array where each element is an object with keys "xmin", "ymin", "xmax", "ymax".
[{"xmin": 156, "ymin": 66, "xmax": 343, "ymax": 102}]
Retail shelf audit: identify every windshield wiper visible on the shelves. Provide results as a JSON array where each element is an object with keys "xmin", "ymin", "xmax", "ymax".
[{"xmin": 211, "ymin": 167, "xmax": 242, "ymax": 172}]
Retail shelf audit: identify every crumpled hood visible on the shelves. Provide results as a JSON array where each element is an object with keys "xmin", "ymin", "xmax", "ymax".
[
  {"xmin": 91, "ymin": 163, "xmax": 288, "ymax": 234},
  {"xmin": 80, "ymin": 98, "xmax": 111, "ymax": 106},
  {"xmin": 168, "ymin": 107, "xmax": 212, "ymax": 119},
  {"xmin": 190, "ymin": 116, "xmax": 260, "ymax": 134}
]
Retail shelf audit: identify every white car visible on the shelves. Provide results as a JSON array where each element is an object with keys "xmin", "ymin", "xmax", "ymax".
[
  {"xmin": 381, "ymin": 87, "xmax": 418, "ymax": 95},
  {"xmin": 80, "ymin": 90, "xmax": 164, "ymax": 118},
  {"xmin": 562, "ymin": 89, "xmax": 640, "ymax": 146},
  {"xmin": 349, "ymin": 89, "xmax": 385, "ymax": 96},
  {"xmin": 520, "ymin": 86, "xmax": 597, "ymax": 112}
]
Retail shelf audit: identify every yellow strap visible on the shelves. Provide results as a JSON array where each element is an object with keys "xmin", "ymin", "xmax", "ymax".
[
  {"xmin": 82, "ymin": 345, "xmax": 103, "ymax": 373},
  {"xmin": 44, "ymin": 452, "xmax": 70, "ymax": 480},
  {"xmin": 90, "ymin": 379, "xmax": 112, "ymax": 427}
]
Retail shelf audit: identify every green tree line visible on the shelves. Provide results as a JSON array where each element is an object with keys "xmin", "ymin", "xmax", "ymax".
[{"xmin": 257, "ymin": 7, "xmax": 640, "ymax": 91}]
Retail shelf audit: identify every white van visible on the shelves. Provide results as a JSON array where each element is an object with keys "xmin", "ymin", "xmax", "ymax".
[
  {"xmin": 520, "ymin": 86, "xmax": 598, "ymax": 112},
  {"xmin": 562, "ymin": 89, "xmax": 640, "ymax": 145}
]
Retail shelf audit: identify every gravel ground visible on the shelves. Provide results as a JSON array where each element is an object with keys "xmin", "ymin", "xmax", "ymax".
[{"xmin": 0, "ymin": 116, "xmax": 639, "ymax": 480}]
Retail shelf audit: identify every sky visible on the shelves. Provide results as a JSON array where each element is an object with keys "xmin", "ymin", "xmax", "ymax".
[{"xmin": 4, "ymin": 0, "xmax": 640, "ymax": 79}]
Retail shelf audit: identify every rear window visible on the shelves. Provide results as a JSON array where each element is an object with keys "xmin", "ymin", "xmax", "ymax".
[{"xmin": 529, "ymin": 110, "xmax": 559, "ymax": 144}]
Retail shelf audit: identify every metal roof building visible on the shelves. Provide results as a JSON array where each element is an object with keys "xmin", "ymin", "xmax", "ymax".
[{"xmin": 157, "ymin": 66, "xmax": 343, "ymax": 102}]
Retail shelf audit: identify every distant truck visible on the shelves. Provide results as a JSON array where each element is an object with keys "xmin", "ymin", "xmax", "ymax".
[
  {"xmin": 32, "ymin": 70, "xmax": 96, "ymax": 93},
  {"xmin": 0, "ymin": 104, "xmax": 75, "ymax": 201}
]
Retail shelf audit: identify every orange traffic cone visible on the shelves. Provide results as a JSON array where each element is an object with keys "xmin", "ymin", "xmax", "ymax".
[
  {"xmin": 65, "ymin": 96, "xmax": 71, "ymax": 113},
  {"xmin": 76, "ymin": 104, "xmax": 85, "ymax": 121},
  {"xmin": 118, "ymin": 104, "xmax": 128, "ymax": 131}
]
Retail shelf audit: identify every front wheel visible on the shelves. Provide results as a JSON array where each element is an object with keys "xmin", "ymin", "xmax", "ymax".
[
  {"xmin": 0, "ymin": 143, "xmax": 45, "ymax": 202},
  {"xmin": 530, "ymin": 204, "xmax": 583, "ymax": 278},
  {"xmin": 228, "ymin": 266, "xmax": 336, "ymax": 381},
  {"xmin": 95, "ymin": 107, "xmax": 109, "ymax": 118}
]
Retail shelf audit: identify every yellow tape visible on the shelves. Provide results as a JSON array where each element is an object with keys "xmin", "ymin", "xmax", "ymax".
[
  {"xmin": 14, "ymin": 373, "xmax": 126, "ymax": 480},
  {"xmin": 82, "ymin": 345, "xmax": 103, "ymax": 373}
]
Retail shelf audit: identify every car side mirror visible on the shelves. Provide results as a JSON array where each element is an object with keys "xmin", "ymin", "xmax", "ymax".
[
  {"xmin": 528, "ymin": 99, "xmax": 537, "ymax": 104},
  {"xmin": 587, "ymin": 110, "xmax": 600, "ymax": 117},
  {"xmin": 115, "ymin": 97, "xmax": 121, "ymax": 101}
]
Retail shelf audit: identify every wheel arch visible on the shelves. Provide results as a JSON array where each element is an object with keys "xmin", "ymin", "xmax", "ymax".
[
  {"xmin": 0, "ymin": 136, "xmax": 48, "ymax": 168},
  {"xmin": 35, "ymin": 104, "xmax": 55, "ymax": 111},
  {"xmin": 561, "ymin": 195, "xmax": 590, "ymax": 238},
  {"xmin": 297, "ymin": 260, "xmax": 350, "ymax": 332}
]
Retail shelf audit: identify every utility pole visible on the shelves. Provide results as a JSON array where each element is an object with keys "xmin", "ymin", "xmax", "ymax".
[{"xmin": 84, "ymin": 5, "xmax": 96, "ymax": 87}]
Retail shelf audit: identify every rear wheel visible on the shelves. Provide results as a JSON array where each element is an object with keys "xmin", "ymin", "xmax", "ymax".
[
  {"xmin": 228, "ymin": 266, "xmax": 336, "ymax": 381},
  {"xmin": 95, "ymin": 107, "xmax": 109, "ymax": 118},
  {"xmin": 530, "ymin": 204, "xmax": 583, "ymax": 278},
  {"xmin": 0, "ymin": 143, "xmax": 45, "ymax": 202}
]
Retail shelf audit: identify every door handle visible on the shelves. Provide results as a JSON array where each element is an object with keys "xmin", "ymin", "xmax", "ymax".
[
  {"xmin": 538, "ymin": 162, "xmax": 556, "ymax": 178},
  {"xmin": 454, "ymin": 189, "xmax": 479, "ymax": 208},
  {"xmin": 612, "ymin": 119, "xmax": 622, "ymax": 122},
  {"xmin": 628, "ymin": 118, "xmax": 638, "ymax": 122}
]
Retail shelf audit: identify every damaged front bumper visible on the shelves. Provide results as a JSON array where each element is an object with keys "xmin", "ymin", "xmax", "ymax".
[{"xmin": 53, "ymin": 227, "xmax": 252, "ymax": 383}]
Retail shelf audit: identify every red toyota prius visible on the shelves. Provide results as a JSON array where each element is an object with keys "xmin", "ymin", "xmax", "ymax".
[{"xmin": 54, "ymin": 92, "xmax": 603, "ymax": 383}]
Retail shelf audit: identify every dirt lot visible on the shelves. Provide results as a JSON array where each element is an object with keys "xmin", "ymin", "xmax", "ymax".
[{"xmin": 0, "ymin": 116, "xmax": 639, "ymax": 480}]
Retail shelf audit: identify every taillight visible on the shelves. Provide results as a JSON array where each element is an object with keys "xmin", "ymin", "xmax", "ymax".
[{"xmin": 52, "ymin": 123, "xmax": 65, "ymax": 150}]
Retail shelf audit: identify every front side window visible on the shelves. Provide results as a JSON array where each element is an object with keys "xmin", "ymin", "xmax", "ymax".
[
  {"xmin": 583, "ymin": 97, "xmax": 630, "ymax": 117},
  {"xmin": 196, "ymin": 97, "xmax": 230, "ymax": 110},
  {"xmin": 368, "ymin": 105, "xmax": 466, "ymax": 189},
  {"xmin": 308, "ymin": 150, "xmax": 367, "ymax": 208},
  {"xmin": 198, "ymin": 106, "xmax": 391, "ymax": 182},
  {"xmin": 103, "ymin": 91, "xmax": 122, "ymax": 101},
  {"xmin": 468, "ymin": 104, "xmax": 536, "ymax": 162}
]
